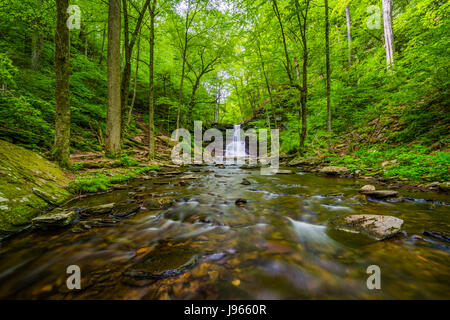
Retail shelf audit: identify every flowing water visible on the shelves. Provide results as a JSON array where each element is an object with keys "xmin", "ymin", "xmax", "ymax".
[{"xmin": 0, "ymin": 165, "xmax": 449, "ymax": 299}]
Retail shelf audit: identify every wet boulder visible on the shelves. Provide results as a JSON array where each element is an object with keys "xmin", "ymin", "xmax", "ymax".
[
  {"xmin": 272, "ymin": 169, "xmax": 293, "ymax": 175},
  {"xmin": 112, "ymin": 202, "xmax": 141, "ymax": 218},
  {"xmin": 143, "ymin": 197, "xmax": 174, "ymax": 210},
  {"xmin": 180, "ymin": 174, "xmax": 198, "ymax": 180},
  {"xmin": 359, "ymin": 185, "xmax": 376, "ymax": 193},
  {"xmin": 32, "ymin": 210, "xmax": 78, "ymax": 229},
  {"xmin": 319, "ymin": 166, "xmax": 350, "ymax": 175},
  {"xmin": 85, "ymin": 203, "xmax": 115, "ymax": 215},
  {"xmin": 331, "ymin": 215, "xmax": 404, "ymax": 240},
  {"xmin": 123, "ymin": 241, "xmax": 198, "ymax": 282},
  {"xmin": 363, "ymin": 190, "xmax": 399, "ymax": 199}
]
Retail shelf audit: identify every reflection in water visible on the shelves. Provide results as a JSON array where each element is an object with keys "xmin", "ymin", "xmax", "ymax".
[{"xmin": 0, "ymin": 165, "xmax": 449, "ymax": 299}]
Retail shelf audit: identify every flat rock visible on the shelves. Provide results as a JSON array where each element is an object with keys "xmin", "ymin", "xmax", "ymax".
[
  {"xmin": 319, "ymin": 166, "xmax": 350, "ymax": 175},
  {"xmin": 331, "ymin": 214, "xmax": 403, "ymax": 240},
  {"xmin": 180, "ymin": 174, "xmax": 198, "ymax": 180},
  {"xmin": 271, "ymin": 169, "xmax": 293, "ymax": 175},
  {"xmin": 143, "ymin": 197, "xmax": 174, "ymax": 210},
  {"xmin": 32, "ymin": 210, "xmax": 78, "ymax": 228},
  {"xmin": 86, "ymin": 203, "xmax": 115, "ymax": 215},
  {"xmin": 364, "ymin": 190, "xmax": 399, "ymax": 199}
]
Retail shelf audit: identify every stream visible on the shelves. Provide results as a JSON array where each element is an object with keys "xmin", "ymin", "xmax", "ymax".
[{"xmin": 0, "ymin": 165, "xmax": 449, "ymax": 299}]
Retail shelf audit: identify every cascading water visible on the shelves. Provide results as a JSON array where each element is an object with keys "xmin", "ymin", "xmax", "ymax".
[{"xmin": 225, "ymin": 124, "xmax": 247, "ymax": 157}]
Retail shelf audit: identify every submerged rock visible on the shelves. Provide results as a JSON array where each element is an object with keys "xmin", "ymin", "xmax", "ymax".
[
  {"xmin": 241, "ymin": 179, "xmax": 251, "ymax": 185},
  {"xmin": 32, "ymin": 210, "xmax": 78, "ymax": 229},
  {"xmin": 319, "ymin": 166, "xmax": 350, "ymax": 175},
  {"xmin": 235, "ymin": 198, "xmax": 247, "ymax": 206},
  {"xmin": 124, "ymin": 241, "xmax": 198, "ymax": 281},
  {"xmin": 331, "ymin": 215, "xmax": 403, "ymax": 240}
]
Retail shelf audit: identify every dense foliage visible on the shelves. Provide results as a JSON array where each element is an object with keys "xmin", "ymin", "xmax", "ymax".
[{"xmin": 0, "ymin": 0, "xmax": 448, "ymax": 181}]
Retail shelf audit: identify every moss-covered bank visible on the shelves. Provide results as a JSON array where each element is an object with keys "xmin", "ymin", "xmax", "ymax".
[{"xmin": 0, "ymin": 140, "xmax": 70, "ymax": 236}]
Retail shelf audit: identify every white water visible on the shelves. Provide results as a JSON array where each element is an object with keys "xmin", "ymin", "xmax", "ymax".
[
  {"xmin": 226, "ymin": 124, "xmax": 247, "ymax": 157},
  {"xmin": 286, "ymin": 217, "xmax": 337, "ymax": 248}
]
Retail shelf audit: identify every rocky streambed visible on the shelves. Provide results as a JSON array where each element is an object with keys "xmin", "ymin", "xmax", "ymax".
[{"xmin": 0, "ymin": 165, "xmax": 449, "ymax": 299}]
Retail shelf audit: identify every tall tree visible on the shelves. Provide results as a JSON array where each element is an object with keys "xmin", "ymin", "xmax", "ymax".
[
  {"xmin": 53, "ymin": 0, "xmax": 71, "ymax": 168},
  {"xmin": 172, "ymin": 0, "xmax": 206, "ymax": 133},
  {"xmin": 382, "ymin": 0, "xmax": 394, "ymax": 68},
  {"xmin": 148, "ymin": 0, "xmax": 157, "ymax": 159},
  {"xmin": 325, "ymin": 0, "xmax": 332, "ymax": 152},
  {"xmin": 106, "ymin": 0, "xmax": 122, "ymax": 155},
  {"xmin": 345, "ymin": 4, "xmax": 352, "ymax": 65},
  {"xmin": 121, "ymin": 0, "xmax": 151, "ymax": 135}
]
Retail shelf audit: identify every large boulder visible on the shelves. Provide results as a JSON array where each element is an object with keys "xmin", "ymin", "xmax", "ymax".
[
  {"xmin": 32, "ymin": 210, "xmax": 78, "ymax": 229},
  {"xmin": 319, "ymin": 166, "xmax": 350, "ymax": 175},
  {"xmin": 0, "ymin": 140, "xmax": 70, "ymax": 234},
  {"xmin": 331, "ymin": 215, "xmax": 403, "ymax": 240}
]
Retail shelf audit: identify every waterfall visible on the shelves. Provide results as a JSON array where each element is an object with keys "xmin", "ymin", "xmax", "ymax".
[{"xmin": 225, "ymin": 124, "xmax": 247, "ymax": 157}]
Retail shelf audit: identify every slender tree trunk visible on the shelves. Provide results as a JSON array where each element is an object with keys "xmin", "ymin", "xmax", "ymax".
[
  {"xmin": 260, "ymin": 70, "xmax": 270, "ymax": 128},
  {"xmin": 148, "ymin": 0, "xmax": 156, "ymax": 159},
  {"xmin": 32, "ymin": 28, "xmax": 43, "ymax": 70},
  {"xmin": 345, "ymin": 5, "xmax": 352, "ymax": 66},
  {"xmin": 382, "ymin": 0, "xmax": 394, "ymax": 68},
  {"xmin": 127, "ymin": 35, "xmax": 140, "ymax": 127},
  {"xmin": 106, "ymin": 0, "xmax": 122, "ymax": 156},
  {"xmin": 54, "ymin": 0, "xmax": 71, "ymax": 168},
  {"xmin": 325, "ymin": 0, "xmax": 332, "ymax": 152},
  {"xmin": 121, "ymin": 0, "xmax": 151, "ymax": 136},
  {"xmin": 176, "ymin": 48, "xmax": 187, "ymax": 133},
  {"xmin": 99, "ymin": 24, "xmax": 106, "ymax": 65}
]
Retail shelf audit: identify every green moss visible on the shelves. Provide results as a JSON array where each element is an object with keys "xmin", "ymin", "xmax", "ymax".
[{"xmin": 0, "ymin": 140, "xmax": 70, "ymax": 233}]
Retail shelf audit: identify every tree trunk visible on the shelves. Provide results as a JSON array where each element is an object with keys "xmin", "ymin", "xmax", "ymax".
[
  {"xmin": 345, "ymin": 5, "xmax": 352, "ymax": 66},
  {"xmin": 382, "ymin": 0, "xmax": 394, "ymax": 68},
  {"xmin": 127, "ymin": 35, "xmax": 140, "ymax": 127},
  {"xmin": 99, "ymin": 24, "xmax": 106, "ymax": 65},
  {"xmin": 325, "ymin": 0, "xmax": 332, "ymax": 152},
  {"xmin": 121, "ymin": 0, "xmax": 151, "ymax": 136},
  {"xmin": 54, "ymin": 0, "xmax": 71, "ymax": 168},
  {"xmin": 106, "ymin": 0, "xmax": 122, "ymax": 156},
  {"xmin": 31, "ymin": 28, "xmax": 43, "ymax": 70},
  {"xmin": 148, "ymin": 0, "xmax": 157, "ymax": 159}
]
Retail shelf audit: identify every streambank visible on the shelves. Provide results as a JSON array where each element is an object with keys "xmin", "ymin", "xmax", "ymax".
[
  {"xmin": 282, "ymin": 156, "xmax": 450, "ymax": 194},
  {"xmin": 0, "ymin": 140, "xmax": 70, "ymax": 237}
]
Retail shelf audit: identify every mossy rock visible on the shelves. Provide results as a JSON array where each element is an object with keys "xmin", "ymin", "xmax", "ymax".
[{"xmin": 0, "ymin": 140, "xmax": 70, "ymax": 234}]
